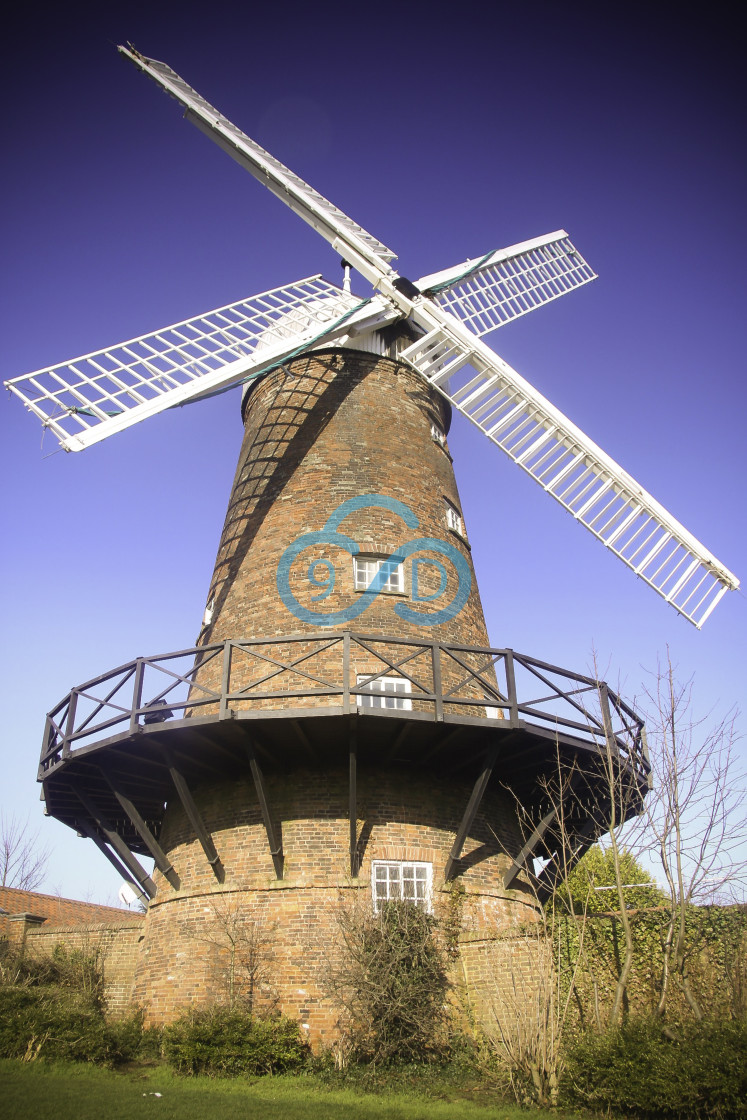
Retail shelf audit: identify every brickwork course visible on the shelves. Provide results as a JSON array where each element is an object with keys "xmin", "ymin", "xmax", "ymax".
[
  {"xmin": 188, "ymin": 350, "xmax": 500, "ymax": 718},
  {"xmin": 131, "ymin": 767, "xmax": 538, "ymax": 1040},
  {"xmin": 125, "ymin": 348, "xmax": 537, "ymax": 1043},
  {"xmin": 199, "ymin": 350, "xmax": 491, "ymax": 647}
]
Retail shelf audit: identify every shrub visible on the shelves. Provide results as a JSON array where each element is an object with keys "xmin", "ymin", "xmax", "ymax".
[
  {"xmin": 162, "ymin": 1006, "xmax": 309, "ymax": 1076},
  {"xmin": 138, "ymin": 1024, "xmax": 164, "ymax": 1060},
  {"xmin": 328, "ymin": 898, "xmax": 451, "ymax": 1066},
  {"xmin": 564, "ymin": 1017, "xmax": 747, "ymax": 1118},
  {"xmin": 0, "ymin": 985, "xmax": 142, "ymax": 1066},
  {"xmin": 0, "ymin": 941, "xmax": 104, "ymax": 1001}
]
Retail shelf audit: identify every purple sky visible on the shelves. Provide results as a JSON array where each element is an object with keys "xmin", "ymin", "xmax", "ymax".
[{"xmin": 2, "ymin": 2, "xmax": 745, "ymax": 903}]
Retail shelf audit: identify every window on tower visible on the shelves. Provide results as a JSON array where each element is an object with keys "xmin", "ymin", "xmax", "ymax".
[
  {"xmin": 371, "ymin": 860, "xmax": 432, "ymax": 912},
  {"xmin": 431, "ymin": 422, "xmax": 446, "ymax": 447},
  {"xmin": 445, "ymin": 499, "xmax": 464, "ymax": 537},
  {"xmin": 356, "ymin": 674, "xmax": 412, "ymax": 710},
  {"xmin": 353, "ymin": 555, "xmax": 404, "ymax": 594}
]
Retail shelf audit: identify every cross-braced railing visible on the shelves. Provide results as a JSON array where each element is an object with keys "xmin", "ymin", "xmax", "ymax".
[{"xmin": 39, "ymin": 632, "xmax": 648, "ymax": 781}]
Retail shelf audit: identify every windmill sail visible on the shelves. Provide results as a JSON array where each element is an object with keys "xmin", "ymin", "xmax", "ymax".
[
  {"xmin": 416, "ymin": 231, "xmax": 597, "ymax": 337},
  {"xmin": 399, "ymin": 318, "xmax": 739, "ymax": 628},
  {"xmin": 5, "ymin": 278, "xmax": 392, "ymax": 452},
  {"xmin": 118, "ymin": 46, "xmax": 397, "ymax": 276}
]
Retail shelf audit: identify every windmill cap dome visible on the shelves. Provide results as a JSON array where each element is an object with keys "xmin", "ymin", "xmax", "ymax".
[
  {"xmin": 242, "ymin": 292, "xmax": 422, "ymax": 401},
  {"xmin": 252, "ymin": 294, "xmax": 359, "ymax": 357},
  {"xmin": 241, "ymin": 293, "xmax": 361, "ymax": 403}
]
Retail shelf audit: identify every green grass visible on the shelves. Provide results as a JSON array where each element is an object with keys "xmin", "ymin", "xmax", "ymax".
[{"xmin": 0, "ymin": 1060, "xmax": 589, "ymax": 1120}]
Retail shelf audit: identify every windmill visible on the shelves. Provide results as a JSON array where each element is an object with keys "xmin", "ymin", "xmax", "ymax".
[{"xmin": 3, "ymin": 46, "xmax": 738, "ymax": 1038}]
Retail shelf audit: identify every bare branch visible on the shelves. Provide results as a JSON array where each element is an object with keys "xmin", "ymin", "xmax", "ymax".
[
  {"xmin": 0, "ymin": 814, "xmax": 49, "ymax": 892},
  {"xmin": 637, "ymin": 651, "xmax": 745, "ymax": 1018}
]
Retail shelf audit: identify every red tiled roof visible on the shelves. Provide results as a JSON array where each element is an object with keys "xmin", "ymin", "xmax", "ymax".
[{"xmin": 0, "ymin": 885, "xmax": 145, "ymax": 928}]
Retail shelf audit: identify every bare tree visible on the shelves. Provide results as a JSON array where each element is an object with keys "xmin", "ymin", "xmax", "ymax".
[
  {"xmin": 639, "ymin": 653, "xmax": 745, "ymax": 1019},
  {"xmin": 0, "ymin": 814, "xmax": 49, "ymax": 892},
  {"xmin": 199, "ymin": 896, "xmax": 276, "ymax": 1013},
  {"xmin": 488, "ymin": 916, "xmax": 566, "ymax": 1107},
  {"xmin": 595, "ymin": 709, "xmax": 644, "ymax": 1024},
  {"xmin": 490, "ymin": 654, "xmax": 744, "ymax": 1103},
  {"xmin": 490, "ymin": 680, "xmax": 652, "ymax": 1103},
  {"xmin": 490, "ymin": 756, "xmax": 597, "ymax": 1105}
]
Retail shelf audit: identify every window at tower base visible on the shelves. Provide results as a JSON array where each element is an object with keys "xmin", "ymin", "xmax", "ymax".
[{"xmin": 372, "ymin": 860, "xmax": 432, "ymax": 912}]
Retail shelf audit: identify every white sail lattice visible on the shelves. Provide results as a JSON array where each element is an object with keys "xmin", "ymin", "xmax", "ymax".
[
  {"xmin": 5, "ymin": 277, "xmax": 366, "ymax": 451},
  {"xmin": 3, "ymin": 46, "xmax": 738, "ymax": 626},
  {"xmin": 417, "ymin": 232, "xmax": 597, "ymax": 337},
  {"xmin": 400, "ymin": 324, "xmax": 739, "ymax": 628}
]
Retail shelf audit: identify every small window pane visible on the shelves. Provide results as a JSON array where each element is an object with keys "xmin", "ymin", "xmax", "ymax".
[
  {"xmin": 445, "ymin": 501, "xmax": 463, "ymax": 535},
  {"xmin": 357, "ymin": 675, "xmax": 412, "ymax": 711},
  {"xmin": 354, "ymin": 556, "xmax": 404, "ymax": 593},
  {"xmin": 371, "ymin": 861, "xmax": 432, "ymax": 912}
]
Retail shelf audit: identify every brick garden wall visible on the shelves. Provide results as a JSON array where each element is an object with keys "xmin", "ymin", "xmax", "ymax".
[{"xmin": 21, "ymin": 919, "xmax": 144, "ymax": 1017}]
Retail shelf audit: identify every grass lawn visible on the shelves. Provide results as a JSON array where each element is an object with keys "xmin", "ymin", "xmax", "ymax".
[{"xmin": 0, "ymin": 1060, "xmax": 590, "ymax": 1120}]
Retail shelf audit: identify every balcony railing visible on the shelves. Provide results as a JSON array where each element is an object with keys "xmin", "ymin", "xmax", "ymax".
[{"xmin": 40, "ymin": 632, "xmax": 648, "ymax": 781}]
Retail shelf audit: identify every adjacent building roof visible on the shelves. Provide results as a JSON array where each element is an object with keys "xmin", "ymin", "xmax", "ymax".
[{"xmin": 0, "ymin": 885, "xmax": 144, "ymax": 929}]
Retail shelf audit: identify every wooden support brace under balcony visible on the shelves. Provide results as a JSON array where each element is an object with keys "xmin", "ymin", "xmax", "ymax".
[
  {"xmin": 100, "ymin": 771, "xmax": 180, "ymax": 890},
  {"xmin": 244, "ymin": 738, "xmax": 283, "ymax": 880},
  {"xmin": 74, "ymin": 818, "xmax": 151, "ymax": 904},
  {"xmin": 444, "ymin": 743, "xmax": 500, "ymax": 882},
  {"xmin": 163, "ymin": 751, "xmax": 223, "ymax": 881},
  {"xmin": 349, "ymin": 720, "xmax": 358, "ymax": 878},
  {"xmin": 534, "ymin": 815, "xmax": 602, "ymax": 902},
  {"xmin": 72, "ymin": 788, "xmax": 156, "ymax": 899},
  {"xmin": 502, "ymin": 806, "xmax": 558, "ymax": 890}
]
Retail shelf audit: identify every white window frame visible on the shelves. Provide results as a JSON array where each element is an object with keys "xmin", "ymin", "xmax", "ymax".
[
  {"xmin": 445, "ymin": 500, "xmax": 463, "ymax": 536},
  {"xmin": 356, "ymin": 674, "xmax": 412, "ymax": 710},
  {"xmin": 371, "ymin": 860, "xmax": 433, "ymax": 912},
  {"xmin": 353, "ymin": 555, "xmax": 404, "ymax": 594},
  {"xmin": 430, "ymin": 422, "xmax": 446, "ymax": 447}
]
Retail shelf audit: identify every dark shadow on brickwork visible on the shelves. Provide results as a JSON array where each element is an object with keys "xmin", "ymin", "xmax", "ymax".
[
  {"xmin": 450, "ymin": 840, "xmax": 501, "ymax": 875},
  {"xmin": 200, "ymin": 351, "xmax": 365, "ymax": 644},
  {"xmin": 354, "ymin": 818, "xmax": 374, "ymax": 868}
]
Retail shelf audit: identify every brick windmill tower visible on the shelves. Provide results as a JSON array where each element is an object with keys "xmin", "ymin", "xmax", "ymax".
[{"xmin": 5, "ymin": 48, "xmax": 738, "ymax": 1042}]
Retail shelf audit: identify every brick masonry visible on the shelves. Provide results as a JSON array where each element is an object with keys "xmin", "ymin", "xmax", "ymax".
[
  {"xmin": 127, "ymin": 349, "xmax": 538, "ymax": 1043},
  {"xmin": 131, "ymin": 766, "xmax": 540, "ymax": 1043},
  {"xmin": 25, "ymin": 921, "xmax": 145, "ymax": 1016},
  {"xmin": 188, "ymin": 350, "xmax": 501, "ymax": 719},
  {"xmin": 197, "ymin": 349, "xmax": 493, "ymax": 652}
]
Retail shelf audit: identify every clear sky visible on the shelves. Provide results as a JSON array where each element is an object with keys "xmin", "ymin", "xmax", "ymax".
[{"xmin": 1, "ymin": 1, "xmax": 744, "ymax": 904}]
